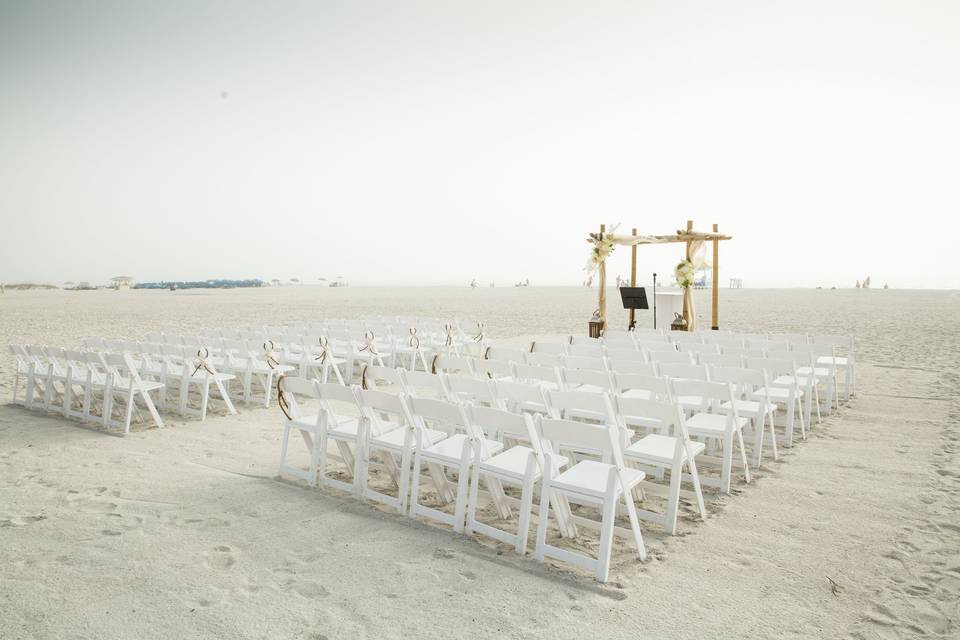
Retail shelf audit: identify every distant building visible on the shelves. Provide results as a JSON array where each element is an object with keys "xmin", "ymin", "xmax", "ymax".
[{"xmin": 111, "ymin": 276, "xmax": 134, "ymax": 289}]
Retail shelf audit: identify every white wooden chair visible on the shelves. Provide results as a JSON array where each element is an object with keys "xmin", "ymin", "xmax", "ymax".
[
  {"xmin": 356, "ymin": 389, "xmax": 439, "ymax": 513},
  {"xmin": 7, "ymin": 345, "xmax": 31, "ymax": 406},
  {"xmin": 613, "ymin": 372, "xmax": 672, "ymax": 404},
  {"xmin": 534, "ymin": 413, "xmax": 647, "ymax": 582},
  {"xmin": 526, "ymin": 351, "xmax": 564, "ymax": 367},
  {"xmin": 313, "ymin": 382, "xmax": 366, "ymax": 495},
  {"xmin": 465, "ymin": 405, "xmax": 570, "ymax": 554},
  {"xmin": 607, "ymin": 359, "xmax": 658, "ymax": 376},
  {"xmin": 563, "ymin": 355, "xmax": 606, "ymax": 372},
  {"xmin": 647, "ymin": 350, "xmax": 694, "ymax": 365},
  {"xmin": 513, "ymin": 363, "xmax": 563, "ymax": 391},
  {"xmin": 473, "ymin": 357, "xmax": 514, "ymax": 381},
  {"xmin": 175, "ymin": 346, "xmax": 237, "ymax": 420},
  {"xmin": 746, "ymin": 357, "xmax": 806, "ymax": 448},
  {"xmin": 560, "ymin": 368, "xmax": 614, "ymax": 394},
  {"xmin": 709, "ymin": 365, "xmax": 779, "ymax": 468},
  {"xmin": 399, "ymin": 369, "xmax": 449, "ymax": 400},
  {"xmin": 444, "ymin": 374, "xmax": 503, "ymax": 408},
  {"xmin": 431, "ymin": 353, "xmax": 476, "ymax": 376},
  {"xmin": 359, "ymin": 364, "xmax": 405, "ymax": 391},
  {"xmin": 495, "ymin": 380, "xmax": 552, "ymax": 416},
  {"xmin": 101, "ymin": 352, "xmax": 165, "ymax": 434},
  {"xmin": 616, "ymin": 395, "xmax": 706, "ymax": 534},
  {"xmin": 277, "ymin": 376, "xmax": 324, "ymax": 486},
  {"xmin": 403, "ymin": 396, "xmax": 503, "ymax": 532},
  {"xmin": 674, "ymin": 379, "xmax": 751, "ymax": 494},
  {"xmin": 813, "ymin": 334, "xmax": 855, "ymax": 401}
]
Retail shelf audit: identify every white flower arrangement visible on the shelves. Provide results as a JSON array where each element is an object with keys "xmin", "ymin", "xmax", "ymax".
[
  {"xmin": 674, "ymin": 259, "xmax": 695, "ymax": 289},
  {"xmin": 585, "ymin": 223, "xmax": 620, "ymax": 273}
]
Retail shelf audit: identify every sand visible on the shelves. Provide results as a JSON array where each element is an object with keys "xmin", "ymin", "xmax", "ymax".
[{"xmin": 1, "ymin": 286, "xmax": 958, "ymax": 639}]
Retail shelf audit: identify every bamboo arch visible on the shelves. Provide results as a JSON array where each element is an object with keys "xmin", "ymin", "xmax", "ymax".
[{"xmin": 589, "ymin": 220, "xmax": 732, "ymax": 332}]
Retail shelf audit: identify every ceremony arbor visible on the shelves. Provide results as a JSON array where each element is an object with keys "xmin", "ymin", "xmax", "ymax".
[{"xmin": 587, "ymin": 220, "xmax": 732, "ymax": 332}]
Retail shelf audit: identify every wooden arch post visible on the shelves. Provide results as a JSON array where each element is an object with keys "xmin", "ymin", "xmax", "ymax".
[{"xmin": 712, "ymin": 223, "xmax": 719, "ymax": 330}]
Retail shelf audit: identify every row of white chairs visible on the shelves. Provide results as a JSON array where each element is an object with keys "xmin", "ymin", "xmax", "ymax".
[
  {"xmin": 589, "ymin": 329, "xmax": 855, "ymax": 401},
  {"xmin": 10, "ymin": 343, "xmax": 239, "ymax": 431},
  {"xmin": 279, "ymin": 374, "xmax": 754, "ymax": 582},
  {"xmin": 9, "ymin": 345, "xmax": 166, "ymax": 434},
  {"xmin": 427, "ymin": 352, "xmax": 819, "ymax": 448}
]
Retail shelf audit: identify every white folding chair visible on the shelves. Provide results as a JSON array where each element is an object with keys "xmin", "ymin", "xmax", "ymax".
[
  {"xmin": 399, "ymin": 369, "xmax": 449, "ymax": 400},
  {"xmin": 404, "ymin": 396, "xmax": 503, "ymax": 532},
  {"xmin": 465, "ymin": 406, "xmax": 568, "ymax": 554},
  {"xmin": 673, "ymin": 379, "xmax": 751, "ymax": 494},
  {"xmin": 709, "ymin": 365, "xmax": 779, "ymax": 468},
  {"xmin": 534, "ymin": 413, "xmax": 647, "ymax": 582},
  {"xmin": 513, "ymin": 363, "xmax": 563, "ymax": 390},
  {"xmin": 277, "ymin": 377, "xmax": 324, "ymax": 486},
  {"xmin": 813, "ymin": 334, "xmax": 855, "ymax": 402},
  {"xmin": 561, "ymin": 368, "xmax": 614, "ymax": 394},
  {"xmin": 495, "ymin": 380, "xmax": 552, "ymax": 415},
  {"xmin": 356, "ymin": 388, "xmax": 437, "ymax": 513},
  {"xmin": 616, "ymin": 395, "xmax": 706, "ymax": 534},
  {"xmin": 444, "ymin": 374, "xmax": 504, "ymax": 408},
  {"xmin": 101, "ymin": 352, "xmax": 165, "ymax": 434}
]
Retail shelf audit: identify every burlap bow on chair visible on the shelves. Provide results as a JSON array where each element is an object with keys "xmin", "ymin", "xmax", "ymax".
[
  {"xmin": 192, "ymin": 347, "xmax": 215, "ymax": 377},
  {"xmin": 263, "ymin": 340, "xmax": 280, "ymax": 370}
]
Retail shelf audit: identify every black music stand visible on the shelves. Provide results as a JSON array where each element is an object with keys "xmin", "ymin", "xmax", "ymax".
[{"xmin": 619, "ymin": 287, "xmax": 649, "ymax": 330}]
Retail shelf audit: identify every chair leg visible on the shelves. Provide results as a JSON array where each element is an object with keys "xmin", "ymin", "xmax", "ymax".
[
  {"xmin": 452, "ymin": 450, "xmax": 472, "ymax": 533},
  {"xmin": 767, "ymin": 410, "xmax": 779, "ymax": 461},
  {"xmin": 515, "ymin": 463, "xmax": 537, "ymax": 554},
  {"xmin": 665, "ymin": 461, "xmax": 683, "ymax": 535},
  {"xmin": 533, "ymin": 478, "xmax": 552, "ymax": 562},
  {"xmin": 465, "ymin": 458, "xmax": 483, "ymax": 535},
  {"xmin": 721, "ymin": 434, "xmax": 733, "ymax": 494},
  {"xmin": 736, "ymin": 429, "xmax": 751, "ymax": 483},
  {"xmin": 596, "ymin": 495, "xmax": 618, "ymax": 582},
  {"xmin": 408, "ymin": 448, "xmax": 424, "ymax": 519}
]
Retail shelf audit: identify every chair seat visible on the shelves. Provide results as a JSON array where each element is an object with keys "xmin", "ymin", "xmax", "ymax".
[
  {"xmin": 721, "ymin": 399, "xmax": 775, "ymax": 416},
  {"xmin": 676, "ymin": 395, "xmax": 704, "ymax": 408},
  {"xmin": 111, "ymin": 378, "xmax": 164, "ymax": 392},
  {"xmin": 189, "ymin": 372, "xmax": 235, "ymax": 382},
  {"xmin": 626, "ymin": 433, "xmax": 705, "ymax": 464},
  {"xmin": 568, "ymin": 384, "xmax": 607, "ymax": 394},
  {"xmin": 817, "ymin": 356, "xmax": 849, "ymax": 367},
  {"xmin": 620, "ymin": 388, "xmax": 655, "ymax": 400},
  {"xmin": 422, "ymin": 434, "xmax": 503, "ymax": 464},
  {"xmin": 686, "ymin": 411, "xmax": 748, "ymax": 436},
  {"xmin": 796, "ymin": 366, "xmax": 832, "ymax": 378},
  {"xmin": 370, "ymin": 425, "xmax": 446, "ymax": 451},
  {"xmin": 551, "ymin": 460, "xmax": 645, "ymax": 499},
  {"xmin": 291, "ymin": 415, "xmax": 360, "ymax": 440},
  {"xmin": 752, "ymin": 387, "xmax": 802, "ymax": 401},
  {"xmin": 481, "ymin": 447, "xmax": 569, "ymax": 481},
  {"xmin": 773, "ymin": 375, "xmax": 815, "ymax": 387}
]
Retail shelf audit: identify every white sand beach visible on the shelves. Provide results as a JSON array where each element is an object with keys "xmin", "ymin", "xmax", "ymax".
[{"xmin": 1, "ymin": 286, "xmax": 957, "ymax": 639}]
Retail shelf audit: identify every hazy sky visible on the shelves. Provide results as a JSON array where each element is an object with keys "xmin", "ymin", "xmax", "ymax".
[{"xmin": 1, "ymin": 1, "xmax": 957, "ymax": 288}]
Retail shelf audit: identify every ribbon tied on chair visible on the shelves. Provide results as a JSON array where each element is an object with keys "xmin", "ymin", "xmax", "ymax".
[
  {"xmin": 408, "ymin": 327, "xmax": 420, "ymax": 350},
  {"xmin": 263, "ymin": 340, "xmax": 280, "ymax": 370},
  {"xmin": 473, "ymin": 322, "xmax": 485, "ymax": 343},
  {"xmin": 359, "ymin": 330, "xmax": 379, "ymax": 357},
  {"xmin": 314, "ymin": 336, "xmax": 331, "ymax": 364},
  {"xmin": 192, "ymin": 347, "xmax": 215, "ymax": 377},
  {"xmin": 276, "ymin": 374, "xmax": 293, "ymax": 421}
]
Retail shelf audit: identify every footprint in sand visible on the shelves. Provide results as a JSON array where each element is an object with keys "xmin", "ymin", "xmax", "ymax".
[
  {"xmin": 280, "ymin": 578, "xmax": 330, "ymax": 599},
  {"xmin": 0, "ymin": 514, "xmax": 47, "ymax": 527},
  {"xmin": 205, "ymin": 545, "xmax": 238, "ymax": 570}
]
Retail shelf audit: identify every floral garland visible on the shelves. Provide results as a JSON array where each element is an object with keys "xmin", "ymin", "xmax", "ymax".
[
  {"xmin": 674, "ymin": 260, "xmax": 695, "ymax": 289},
  {"xmin": 585, "ymin": 223, "xmax": 619, "ymax": 273}
]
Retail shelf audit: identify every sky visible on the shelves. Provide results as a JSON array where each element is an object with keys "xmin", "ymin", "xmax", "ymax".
[{"xmin": 0, "ymin": 0, "xmax": 958, "ymax": 288}]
